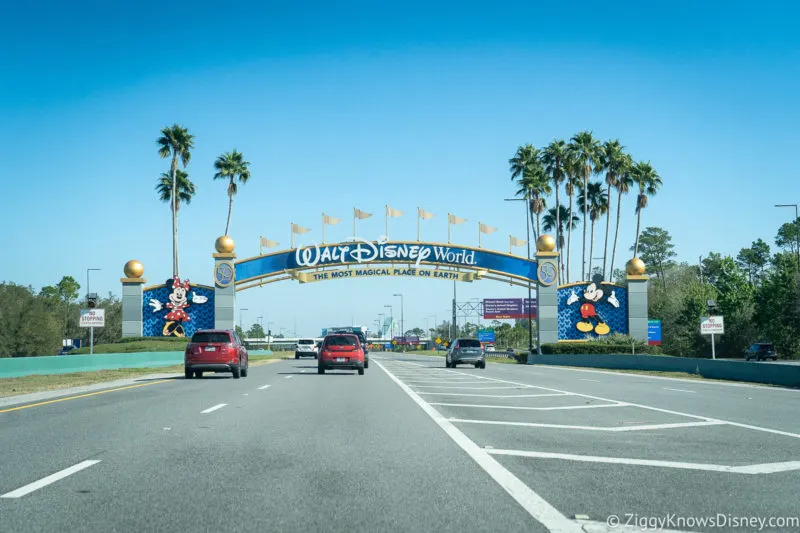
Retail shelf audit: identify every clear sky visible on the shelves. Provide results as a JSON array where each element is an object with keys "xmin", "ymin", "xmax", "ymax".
[{"xmin": 1, "ymin": 1, "xmax": 798, "ymax": 336}]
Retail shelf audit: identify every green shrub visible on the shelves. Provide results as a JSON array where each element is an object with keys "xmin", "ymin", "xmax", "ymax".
[{"xmin": 542, "ymin": 334, "xmax": 664, "ymax": 355}]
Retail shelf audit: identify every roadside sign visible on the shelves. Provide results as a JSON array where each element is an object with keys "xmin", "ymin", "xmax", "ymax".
[
  {"xmin": 435, "ymin": 337, "xmax": 442, "ymax": 345},
  {"xmin": 79, "ymin": 309, "xmax": 105, "ymax": 328},
  {"xmin": 647, "ymin": 319, "xmax": 662, "ymax": 346},
  {"xmin": 384, "ymin": 343, "xmax": 392, "ymax": 350},
  {"xmin": 700, "ymin": 316, "xmax": 724, "ymax": 335},
  {"xmin": 392, "ymin": 340, "xmax": 397, "ymax": 345},
  {"xmin": 477, "ymin": 328, "xmax": 496, "ymax": 342},
  {"xmin": 443, "ymin": 342, "xmax": 449, "ymax": 348}
]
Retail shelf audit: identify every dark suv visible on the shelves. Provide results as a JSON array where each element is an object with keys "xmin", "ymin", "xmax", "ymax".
[
  {"xmin": 446, "ymin": 338, "xmax": 486, "ymax": 369},
  {"xmin": 744, "ymin": 342, "xmax": 778, "ymax": 361},
  {"xmin": 185, "ymin": 329, "xmax": 249, "ymax": 379}
]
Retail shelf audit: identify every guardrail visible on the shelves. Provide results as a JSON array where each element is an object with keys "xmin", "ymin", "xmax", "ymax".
[{"xmin": 529, "ymin": 353, "xmax": 800, "ymax": 388}]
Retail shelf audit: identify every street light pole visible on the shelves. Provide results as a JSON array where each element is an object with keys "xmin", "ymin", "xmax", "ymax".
[
  {"xmin": 393, "ymin": 293, "xmax": 404, "ymax": 351},
  {"xmin": 239, "ymin": 308, "xmax": 248, "ymax": 333},
  {"xmin": 776, "ymin": 204, "xmax": 800, "ymax": 311},
  {"xmin": 86, "ymin": 268, "xmax": 101, "ymax": 355},
  {"xmin": 505, "ymin": 198, "xmax": 535, "ymax": 355},
  {"xmin": 384, "ymin": 305, "xmax": 394, "ymax": 345}
]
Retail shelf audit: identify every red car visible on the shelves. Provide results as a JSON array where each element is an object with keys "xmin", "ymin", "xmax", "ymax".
[
  {"xmin": 318, "ymin": 333, "xmax": 365, "ymax": 375},
  {"xmin": 184, "ymin": 329, "xmax": 249, "ymax": 379}
]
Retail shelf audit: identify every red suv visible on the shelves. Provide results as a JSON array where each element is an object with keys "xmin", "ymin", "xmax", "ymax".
[
  {"xmin": 318, "ymin": 334, "xmax": 365, "ymax": 375},
  {"xmin": 185, "ymin": 329, "xmax": 249, "ymax": 379}
]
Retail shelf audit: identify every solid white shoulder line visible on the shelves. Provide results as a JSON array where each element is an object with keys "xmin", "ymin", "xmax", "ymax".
[{"xmin": 374, "ymin": 360, "xmax": 582, "ymax": 533}]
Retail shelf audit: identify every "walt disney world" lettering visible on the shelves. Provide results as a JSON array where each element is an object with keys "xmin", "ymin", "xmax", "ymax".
[{"xmin": 294, "ymin": 238, "xmax": 477, "ymax": 269}]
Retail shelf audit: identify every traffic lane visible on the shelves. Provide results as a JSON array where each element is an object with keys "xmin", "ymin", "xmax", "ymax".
[
  {"xmin": 0, "ymin": 361, "xmax": 287, "ymax": 495},
  {"xmin": 1, "ymin": 357, "xmax": 548, "ymax": 533},
  {"xmin": 493, "ymin": 456, "xmax": 799, "ymax": 533},
  {"xmin": 444, "ymin": 360, "xmax": 800, "ymax": 435},
  {"xmin": 380, "ymin": 357, "xmax": 800, "ymax": 532}
]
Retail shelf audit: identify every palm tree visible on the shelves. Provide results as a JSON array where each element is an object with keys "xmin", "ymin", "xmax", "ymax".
[
  {"xmin": 632, "ymin": 161, "xmax": 663, "ymax": 257},
  {"xmin": 509, "ymin": 145, "xmax": 542, "ymax": 240},
  {"xmin": 609, "ymin": 153, "xmax": 634, "ymax": 277},
  {"xmin": 157, "ymin": 125, "xmax": 195, "ymax": 277},
  {"xmin": 516, "ymin": 171, "xmax": 551, "ymax": 239},
  {"xmin": 599, "ymin": 140, "xmax": 627, "ymax": 278},
  {"xmin": 156, "ymin": 169, "xmax": 196, "ymax": 211},
  {"xmin": 563, "ymin": 154, "xmax": 582, "ymax": 283},
  {"xmin": 570, "ymin": 131, "xmax": 603, "ymax": 281},
  {"xmin": 578, "ymin": 182, "xmax": 609, "ymax": 279},
  {"xmin": 543, "ymin": 205, "xmax": 579, "ymax": 281},
  {"xmin": 542, "ymin": 139, "xmax": 568, "ymax": 275},
  {"xmin": 213, "ymin": 150, "xmax": 252, "ymax": 235}
]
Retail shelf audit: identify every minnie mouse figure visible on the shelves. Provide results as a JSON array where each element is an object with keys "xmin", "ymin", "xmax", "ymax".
[{"xmin": 149, "ymin": 277, "xmax": 208, "ymax": 337}]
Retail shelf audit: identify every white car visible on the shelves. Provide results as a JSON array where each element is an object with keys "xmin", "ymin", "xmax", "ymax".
[{"xmin": 295, "ymin": 339, "xmax": 318, "ymax": 359}]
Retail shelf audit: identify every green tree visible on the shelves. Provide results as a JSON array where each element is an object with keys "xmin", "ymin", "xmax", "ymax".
[
  {"xmin": 56, "ymin": 276, "xmax": 81, "ymax": 337},
  {"xmin": 156, "ymin": 169, "xmax": 196, "ymax": 212},
  {"xmin": 563, "ymin": 155, "xmax": 583, "ymax": 282},
  {"xmin": 247, "ymin": 323, "xmax": 266, "ymax": 338},
  {"xmin": 569, "ymin": 131, "xmax": 603, "ymax": 280},
  {"xmin": 712, "ymin": 257, "xmax": 756, "ymax": 357},
  {"xmin": 775, "ymin": 217, "xmax": 800, "ymax": 255},
  {"xmin": 632, "ymin": 227, "xmax": 676, "ymax": 286},
  {"xmin": 755, "ymin": 252, "xmax": 800, "ymax": 357},
  {"xmin": 543, "ymin": 205, "xmax": 579, "ymax": 280},
  {"xmin": 577, "ymin": 182, "xmax": 609, "ymax": 280},
  {"xmin": 599, "ymin": 140, "xmax": 628, "ymax": 278},
  {"xmin": 701, "ymin": 252, "xmax": 726, "ymax": 285},
  {"xmin": 157, "ymin": 124, "xmax": 195, "ymax": 277},
  {"xmin": 736, "ymin": 239, "xmax": 771, "ymax": 285},
  {"xmin": 542, "ymin": 139, "xmax": 569, "ymax": 274},
  {"xmin": 213, "ymin": 150, "xmax": 252, "ymax": 236},
  {"xmin": 0, "ymin": 283, "xmax": 62, "ymax": 356},
  {"xmin": 631, "ymin": 161, "xmax": 662, "ymax": 257},
  {"xmin": 608, "ymin": 153, "xmax": 634, "ymax": 279},
  {"xmin": 509, "ymin": 144, "xmax": 548, "ymax": 239}
]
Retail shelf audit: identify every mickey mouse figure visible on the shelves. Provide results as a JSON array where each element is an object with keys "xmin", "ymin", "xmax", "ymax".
[
  {"xmin": 566, "ymin": 274, "xmax": 620, "ymax": 336},
  {"xmin": 149, "ymin": 277, "xmax": 208, "ymax": 337}
]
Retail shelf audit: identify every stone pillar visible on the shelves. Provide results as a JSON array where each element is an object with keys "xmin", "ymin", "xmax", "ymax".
[
  {"xmin": 121, "ymin": 260, "xmax": 146, "ymax": 338},
  {"xmin": 213, "ymin": 236, "xmax": 236, "ymax": 331},
  {"xmin": 534, "ymin": 235, "xmax": 560, "ymax": 363},
  {"xmin": 626, "ymin": 257, "xmax": 649, "ymax": 342}
]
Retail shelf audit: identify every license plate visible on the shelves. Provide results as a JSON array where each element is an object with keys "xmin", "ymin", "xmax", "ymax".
[
  {"xmin": 205, "ymin": 346, "xmax": 216, "ymax": 352},
  {"xmin": 336, "ymin": 358, "xmax": 345, "ymax": 362}
]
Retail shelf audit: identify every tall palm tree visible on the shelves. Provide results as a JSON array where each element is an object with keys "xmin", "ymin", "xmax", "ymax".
[
  {"xmin": 543, "ymin": 205, "xmax": 579, "ymax": 281},
  {"xmin": 632, "ymin": 161, "xmax": 663, "ymax": 257},
  {"xmin": 599, "ymin": 139, "xmax": 627, "ymax": 278},
  {"xmin": 157, "ymin": 125, "xmax": 195, "ymax": 277},
  {"xmin": 570, "ymin": 131, "xmax": 603, "ymax": 281},
  {"xmin": 515, "ymin": 171, "xmax": 551, "ymax": 239},
  {"xmin": 156, "ymin": 169, "xmax": 196, "ymax": 211},
  {"xmin": 509, "ymin": 145, "xmax": 541, "ymax": 240},
  {"xmin": 213, "ymin": 150, "xmax": 252, "ymax": 235},
  {"xmin": 563, "ymin": 153, "xmax": 582, "ymax": 283},
  {"xmin": 578, "ymin": 182, "xmax": 609, "ymax": 279},
  {"xmin": 609, "ymin": 153, "xmax": 634, "ymax": 277},
  {"xmin": 542, "ymin": 139, "xmax": 568, "ymax": 275}
]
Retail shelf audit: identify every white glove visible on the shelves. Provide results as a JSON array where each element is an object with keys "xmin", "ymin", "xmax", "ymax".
[
  {"xmin": 608, "ymin": 290, "xmax": 620, "ymax": 308},
  {"xmin": 567, "ymin": 290, "xmax": 579, "ymax": 305},
  {"xmin": 149, "ymin": 299, "xmax": 163, "ymax": 312},
  {"xmin": 191, "ymin": 292, "xmax": 208, "ymax": 304}
]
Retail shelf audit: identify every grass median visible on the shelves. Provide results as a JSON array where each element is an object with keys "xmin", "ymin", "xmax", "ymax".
[{"xmin": 0, "ymin": 353, "xmax": 291, "ymax": 398}]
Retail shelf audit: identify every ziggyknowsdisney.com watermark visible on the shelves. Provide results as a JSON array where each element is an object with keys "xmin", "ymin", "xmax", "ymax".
[{"xmin": 605, "ymin": 513, "xmax": 800, "ymax": 530}]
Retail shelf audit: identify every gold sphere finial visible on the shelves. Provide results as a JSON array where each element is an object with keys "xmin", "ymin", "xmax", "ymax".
[
  {"xmin": 626, "ymin": 257, "xmax": 646, "ymax": 275},
  {"xmin": 124, "ymin": 260, "xmax": 144, "ymax": 278},
  {"xmin": 536, "ymin": 234, "xmax": 556, "ymax": 252},
  {"xmin": 215, "ymin": 235, "xmax": 235, "ymax": 253}
]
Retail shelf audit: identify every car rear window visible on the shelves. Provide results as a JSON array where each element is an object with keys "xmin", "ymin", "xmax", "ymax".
[
  {"xmin": 458, "ymin": 339, "xmax": 482, "ymax": 348},
  {"xmin": 191, "ymin": 332, "xmax": 231, "ymax": 343},
  {"xmin": 759, "ymin": 344, "xmax": 774, "ymax": 351},
  {"xmin": 325, "ymin": 335, "xmax": 358, "ymax": 347},
  {"xmin": 298, "ymin": 339, "xmax": 314, "ymax": 344}
]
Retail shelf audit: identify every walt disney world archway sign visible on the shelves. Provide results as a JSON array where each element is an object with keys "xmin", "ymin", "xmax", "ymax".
[{"xmin": 121, "ymin": 234, "xmax": 650, "ymax": 351}]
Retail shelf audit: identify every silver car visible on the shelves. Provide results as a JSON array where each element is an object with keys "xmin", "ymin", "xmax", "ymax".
[{"xmin": 446, "ymin": 338, "xmax": 486, "ymax": 369}]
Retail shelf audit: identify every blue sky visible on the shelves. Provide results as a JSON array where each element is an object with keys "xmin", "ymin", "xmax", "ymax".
[{"xmin": 1, "ymin": 1, "xmax": 798, "ymax": 336}]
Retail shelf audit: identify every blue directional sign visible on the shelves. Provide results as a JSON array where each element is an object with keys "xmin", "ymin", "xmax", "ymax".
[{"xmin": 648, "ymin": 319, "xmax": 662, "ymax": 346}]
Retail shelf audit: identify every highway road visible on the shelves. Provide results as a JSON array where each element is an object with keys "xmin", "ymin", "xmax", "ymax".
[{"xmin": 2, "ymin": 353, "xmax": 799, "ymax": 533}]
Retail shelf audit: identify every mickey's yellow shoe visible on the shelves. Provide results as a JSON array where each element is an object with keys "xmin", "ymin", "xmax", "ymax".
[
  {"xmin": 577, "ymin": 321, "xmax": 593, "ymax": 333},
  {"xmin": 595, "ymin": 323, "xmax": 611, "ymax": 335}
]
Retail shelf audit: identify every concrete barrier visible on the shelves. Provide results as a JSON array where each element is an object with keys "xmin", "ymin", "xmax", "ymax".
[{"xmin": 530, "ymin": 353, "xmax": 800, "ymax": 388}]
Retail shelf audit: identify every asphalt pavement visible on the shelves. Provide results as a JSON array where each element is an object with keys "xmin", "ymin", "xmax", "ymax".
[{"xmin": 1, "ymin": 353, "xmax": 799, "ymax": 533}]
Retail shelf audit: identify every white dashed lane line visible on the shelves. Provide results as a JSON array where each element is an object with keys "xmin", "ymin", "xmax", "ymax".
[
  {"xmin": 258, "ymin": 384, "xmax": 271, "ymax": 390},
  {"xmin": 200, "ymin": 403, "xmax": 227, "ymax": 414},
  {"xmin": 1, "ymin": 460, "xmax": 102, "ymax": 499},
  {"xmin": 664, "ymin": 388, "xmax": 696, "ymax": 393}
]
